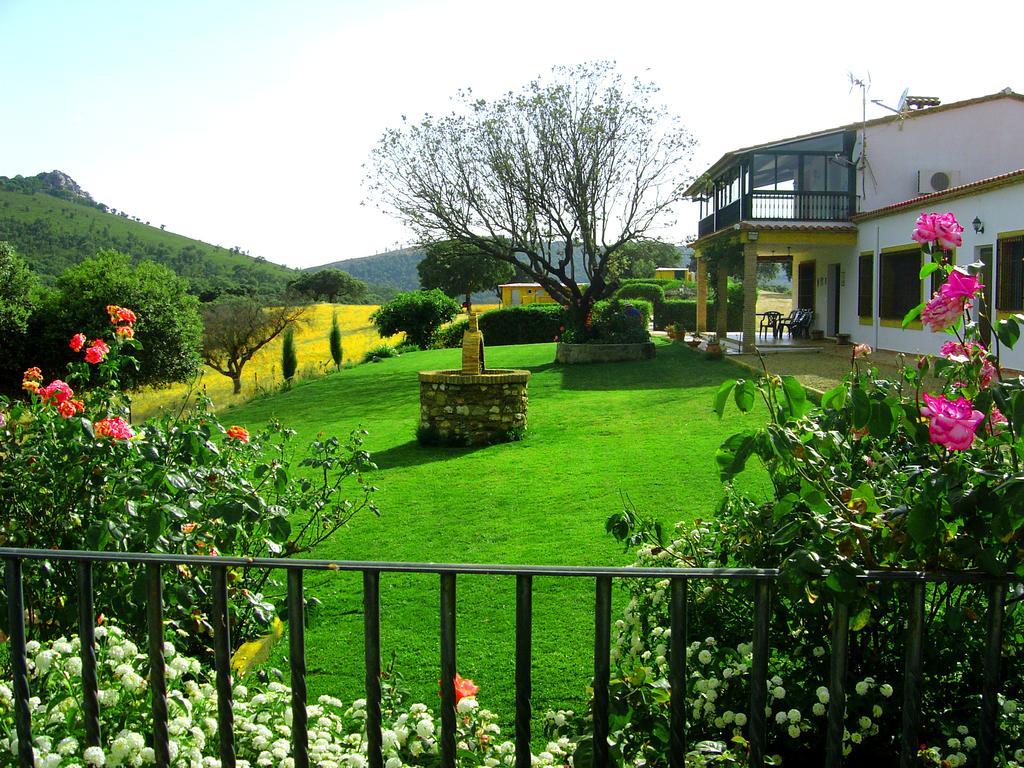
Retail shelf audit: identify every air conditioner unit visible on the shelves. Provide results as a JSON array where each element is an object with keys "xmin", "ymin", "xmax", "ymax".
[{"xmin": 918, "ymin": 169, "xmax": 961, "ymax": 194}]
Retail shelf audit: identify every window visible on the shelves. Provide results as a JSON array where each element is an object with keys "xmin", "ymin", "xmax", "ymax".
[
  {"xmin": 858, "ymin": 253, "xmax": 873, "ymax": 317},
  {"xmin": 997, "ymin": 235, "xmax": 1024, "ymax": 311},
  {"xmin": 797, "ymin": 261, "xmax": 815, "ymax": 310},
  {"xmin": 879, "ymin": 249, "xmax": 922, "ymax": 320}
]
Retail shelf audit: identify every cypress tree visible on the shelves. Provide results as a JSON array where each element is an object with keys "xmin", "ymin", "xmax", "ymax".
[
  {"xmin": 281, "ymin": 325, "xmax": 297, "ymax": 384},
  {"xmin": 329, "ymin": 311, "xmax": 343, "ymax": 370}
]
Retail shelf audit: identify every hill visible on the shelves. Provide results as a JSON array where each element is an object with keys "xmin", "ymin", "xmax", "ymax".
[{"xmin": 0, "ymin": 170, "xmax": 299, "ymax": 299}]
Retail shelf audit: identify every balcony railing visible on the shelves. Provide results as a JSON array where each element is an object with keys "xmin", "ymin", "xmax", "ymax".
[
  {"xmin": 697, "ymin": 191, "xmax": 853, "ymax": 238},
  {"xmin": 1, "ymin": 547, "xmax": 1018, "ymax": 768}
]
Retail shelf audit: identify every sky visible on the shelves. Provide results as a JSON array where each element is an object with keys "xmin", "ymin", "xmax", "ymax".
[{"xmin": 1, "ymin": 0, "xmax": 1021, "ymax": 270}]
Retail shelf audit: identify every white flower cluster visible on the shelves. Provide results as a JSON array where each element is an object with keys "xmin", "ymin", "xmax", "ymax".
[{"xmin": 0, "ymin": 627, "xmax": 578, "ymax": 768}]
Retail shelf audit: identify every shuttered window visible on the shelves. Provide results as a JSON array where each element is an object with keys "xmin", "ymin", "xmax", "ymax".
[
  {"xmin": 879, "ymin": 249, "xmax": 922, "ymax": 320},
  {"xmin": 797, "ymin": 261, "xmax": 815, "ymax": 310},
  {"xmin": 997, "ymin": 236, "xmax": 1024, "ymax": 312},
  {"xmin": 858, "ymin": 253, "xmax": 873, "ymax": 317}
]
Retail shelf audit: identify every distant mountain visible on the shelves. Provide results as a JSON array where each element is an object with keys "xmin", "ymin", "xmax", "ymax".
[{"xmin": 0, "ymin": 170, "xmax": 299, "ymax": 299}]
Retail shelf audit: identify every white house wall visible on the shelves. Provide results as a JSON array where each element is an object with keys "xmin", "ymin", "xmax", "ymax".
[
  {"xmin": 861, "ymin": 98, "xmax": 1024, "ymax": 210},
  {"xmin": 847, "ymin": 182, "xmax": 1024, "ymax": 368}
]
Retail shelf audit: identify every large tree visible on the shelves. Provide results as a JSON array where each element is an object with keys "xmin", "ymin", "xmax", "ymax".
[
  {"xmin": 367, "ymin": 61, "xmax": 695, "ymax": 325},
  {"xmin": 417, "ymin": 240, "xmax": 515, "ymax": 310},
  {"xmin": 201, "ymin": 298, "xmax": 306, "ymax": 394}
]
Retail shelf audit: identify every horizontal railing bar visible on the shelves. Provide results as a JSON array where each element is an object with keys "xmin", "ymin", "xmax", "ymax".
[{"xmin": 1, "ymin": 548, "xmax": 1020, "ymax": 583}]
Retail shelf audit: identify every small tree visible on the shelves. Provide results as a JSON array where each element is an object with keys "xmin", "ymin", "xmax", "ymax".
[
  {"xmin": 371, "ymin": 290, "xmax": 460, "ymax": 349},
  {"xmin": 201, "ymin": 298, "xmax": 306, "ymax": 394},
  {"xmin": 329, "ymin": 311, "xmax": 343, "ymax": 369},
  {"xmin": 417, "ymin": 240, "xmax": 515, "ymax": 311},
  {"xmin": 281, "ymin": 326, "xmax": 298, "ymax": 384},
  {"xmin": 0, "ymin": 242, "xmax": 38, "ymax": 394}
]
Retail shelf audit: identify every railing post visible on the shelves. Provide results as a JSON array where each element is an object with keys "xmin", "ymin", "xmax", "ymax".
[
  {"xmin": 824, "ymin": 599, "xmax": 851, "ymax": 768},
  {"xmin": 5, "ymin": 558, "xmax": 33, "ymax": 768},
  {"xmin": 288, "ymin": 569, "xmax": 309, "ymax": 768},
  {"xmin": 364, "ymin": 571, "xmax": 384, "ymax": 768},
  {"xmin": 899, "ymin": 581, "xmax": 926, "ymax": 768},
  {"xmin": 669, "ymin": 577, "xmax": 688, "ymax": 768},
  {"xmin": 515, "ymin": 574, "xmax": 533, "ymax": 768},
  {"xmin": 748, "ymin": 579, "xmax": 771, "ymax": 768},
  {"xmin": 593, "ymin": 575, "xmax": 612, "ymax": 768},
  {"xmin": 978, "ymin": 581, "xmax": 1006, "ymax": 767},
  {"xmin": 439, "ymin": 572, "xmax": 457, "ymax": 768},
  {"xmin": 211, "ymin": 565, "xmax": 236, "ymax": 767},
  {"xmin": 77, "ymin": 560, "xmax": 102, "ymax": 748},
  {"xmin": 146, "ymin": 563, "xmax": 170, "ymax": 768}
]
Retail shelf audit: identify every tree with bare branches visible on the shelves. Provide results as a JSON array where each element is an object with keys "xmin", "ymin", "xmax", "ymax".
[
  {"xmin": 200, "ymin": 298, "xmax": 306, "ymax": 394},
  {"xmin": 367, "ymin": 61, "xmax": 695, "ymax": 326}
]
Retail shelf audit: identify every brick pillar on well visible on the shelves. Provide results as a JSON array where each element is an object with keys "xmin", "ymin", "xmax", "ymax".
[
  {"xmin": 695, "ymin": 254, "xmax": 707, "ymax": 334},
  {"xmin": 742, "ymin": 240, "xmax": 758, "ymax": 353},
  {"xmin": 715, "ymin": 264, "xmax": 729, "ymax": 343}
]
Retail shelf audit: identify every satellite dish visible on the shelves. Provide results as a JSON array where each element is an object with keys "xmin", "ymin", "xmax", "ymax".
[
  {"xmin": 851, "ymin": 133, "xmax": 864, "ymax": 164},
  {"xmin": 896, "ymin": 87, "xmax": 909, "ymax": 113}
]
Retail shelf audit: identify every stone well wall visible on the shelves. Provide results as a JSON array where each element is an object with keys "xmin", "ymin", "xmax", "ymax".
[{"xmin": 418, "ymin": 369, "xmax": 530, "ymax": 445}]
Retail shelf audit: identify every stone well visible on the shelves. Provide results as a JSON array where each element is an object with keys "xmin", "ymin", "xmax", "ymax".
[{"xmin": 418, "ymin": 314, "xmax": 531, "ymax": 445}]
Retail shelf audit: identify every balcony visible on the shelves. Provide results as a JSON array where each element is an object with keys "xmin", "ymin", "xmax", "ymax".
[{"xmin": 698, "ymin": 190, "xmax": 852, "ymax": 238}]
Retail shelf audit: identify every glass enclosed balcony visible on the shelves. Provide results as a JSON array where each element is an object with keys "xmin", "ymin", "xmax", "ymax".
[{"xmin": 695, "ymin": 130, "xmax": 857, "ymax": 237}]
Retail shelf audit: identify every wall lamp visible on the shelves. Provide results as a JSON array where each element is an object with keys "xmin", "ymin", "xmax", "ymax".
[{"xmin": 973, "ymin": 217, "xmax": 984, "ymax": 234}]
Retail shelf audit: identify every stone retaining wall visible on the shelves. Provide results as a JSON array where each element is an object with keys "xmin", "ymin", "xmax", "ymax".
[
  {"xmin": 418, "ymin": 369, "xmax": 530, "ymax": 445},
  {"xmin": 554, "ymin": 342, "xmax": 656, "ymax": 364}
]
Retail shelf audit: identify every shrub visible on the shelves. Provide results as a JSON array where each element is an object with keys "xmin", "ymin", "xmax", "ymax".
[
  {"xmin": 371, "ymin": 289, "xmax": 460, "ymax": 349},
  {"xmin": 615, "ymin": 283, "xmax": 665, "ymax": 307},
  {"xmin": 563, "ymin": 298, "xmax": 651, "ymax": 344},
  {"xmin": 433, "ymin": 318, "xmax": 469, "ymax": 349},
  {"xmin": 620, "ymin": 277, "xmax": 683, "ymax": 292},
  {"xmin": 0, "ymin": 309, "xmax": 377, "ymax": 648},
  {"xmin": 653, "ymin": 296, "xmax": 744, "ymax": 332},
  {"xmin": 478, "ymin": 304, "xmax": 566, "ymax": 345},
  {"xmin": 3, "ymin": 627, "xmax": 586, "ymax": 768},
  {"xmin": 362, "ymin": 342, "xmax": 399, "ymax": 362}
]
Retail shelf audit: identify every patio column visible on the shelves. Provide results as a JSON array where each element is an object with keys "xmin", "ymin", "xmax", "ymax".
[
  {"xmin": 715, "ymin": 263, "xmax": 728, "ymax": 343},
  {"xmin": 695, "ymin": 252, "xmax": 707, "ymax": 334},
  {"xmin": 742, "ymin": 240, "xmax": 758, "ymax": 353}
]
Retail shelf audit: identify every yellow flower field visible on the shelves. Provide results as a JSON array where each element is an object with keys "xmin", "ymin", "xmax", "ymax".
[{"xmin": 131, "ymin": 303, "xmax": 498, "ymax": 422}]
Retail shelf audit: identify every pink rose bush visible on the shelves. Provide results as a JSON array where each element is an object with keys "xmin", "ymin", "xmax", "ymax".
[{"xmin": 940, "ymin": 340, "xmax": 996, "ymax": 388}]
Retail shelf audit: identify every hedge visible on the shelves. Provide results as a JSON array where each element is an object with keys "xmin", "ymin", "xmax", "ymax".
[
  {"xmin": 478, "ymin": 304, "xmax": 567, "ymax": 345},
  {"xmin": 614, "ymin": 283, "xmax": 665, "ymax": 306},
  {"xmin": 619, "ymin": 277, "xmax": 683, "ymax": 292},
  {"xmin": 654, "ymin": 297, "xmax": 744, "ymax": 332}
]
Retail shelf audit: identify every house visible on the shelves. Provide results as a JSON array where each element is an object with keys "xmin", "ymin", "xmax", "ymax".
[
  {"xmin": 687, "ymin": 88, "xmax": 1024, "ymax": 366},
  {"xmin": 655, "ymin": 267, "xmax": 692, "ymax": 281},
  {"xmin": 498, "ymin": 282, "xmax": 561, "ymax": 306}
]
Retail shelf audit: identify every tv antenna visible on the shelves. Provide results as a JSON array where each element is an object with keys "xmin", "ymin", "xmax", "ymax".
[{"xmin": 848, "ymin": 73, "xmax": 875, "ymax": 201}]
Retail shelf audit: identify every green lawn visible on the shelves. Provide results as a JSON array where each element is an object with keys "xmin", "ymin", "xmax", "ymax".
[{"xmin": 224, "ymin": 339, "xmax": 769, "ymax": 722}]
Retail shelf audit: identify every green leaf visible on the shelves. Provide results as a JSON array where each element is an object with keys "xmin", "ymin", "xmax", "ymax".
[
  {"xmin": 919, "ymin": 261, "xmax": 940, "ymax": 279},
  {"xmin": 713, "ymin": 379, "xmax": 736, "ymax": 417},
  {"xmin": 274, "ymin": 466, "xmax": 288, "ymax": 494},
  {"xmin": 821, "ymin": 383, "xmax": 847, "ymax": 411},
  {"xmin": 850, "ymin": 386, "xmax": 870, "ymax": 429},
  {"xmin": 867, "ymin": 402, "xmax": 895, "ymax": 438},
  {"xmin": 902, "ymin": 302, "xmax": 924, "ymax": 329},
  {"xmin": 733, "ymin": 379, "xmax": 756, "ymax": 413},
  {"xmin": 780, "ymin": 376, "xmax": 809, "ymax": 419},
  {"xmin": 997, "ymin": 316, "xmax": 1021, "ymax": 349},
  {"xmin": 850, "ymin": 605, "xmax": 871, "ymax": 631},
  {"xmin": 907, "ymin": 504, "xmax": 938, "ymax": 543},
  {"xmin": 165, "ymin": 472, "xmax": 188, "ymax": 491},
  {"xmin": 716, "ymin": 431, "xmax": 757, "ymax": 481}
]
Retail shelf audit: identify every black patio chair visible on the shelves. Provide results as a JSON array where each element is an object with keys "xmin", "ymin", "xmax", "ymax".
[
  {"xmin": 759, "ymin": 311, "xmax": 783, "ymax": 340},
  {"xmin": 777, "ymin": 309, "xmax": 813, "ymax": 338}
]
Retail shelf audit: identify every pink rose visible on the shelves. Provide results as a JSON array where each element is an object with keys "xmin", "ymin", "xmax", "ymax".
[
  {"xmin": 941, "ymin": 269, "xmax": 981, "ymax": 300},
  {"xmin": 940, "ymin": 341, "xmax": 996, "ymax": 388},
  {"xmin": 921, "ymin": 292, "xmax": 964, "ymax": 331},
  {"xmin": 69, "ymin": 333, "xmax": 86, "ymax": 352},
  {"xmin": 84, "ymin": 339, "xmax": 110, "ymax": 364},
  {"xmin": 94, "ymin": 416, "xmax": 134, "ymax": 440},
  {"xmin": 934, "ymin": 213, "xmax": 964, "ymax": 250},
  {"xmin": 920, "ymin": 393, "xmax": 984, "ymax": 451},
  {"xmin": 986, "ymin": 406, "xmax": 1009, "ymax": 435},
  {"xmin": 38, "ymin": 379, "xmax": 74, "ymax": 406},
  {"xmin": 912, "ymin": 213, "xmax": 939, "ymax": 245}
]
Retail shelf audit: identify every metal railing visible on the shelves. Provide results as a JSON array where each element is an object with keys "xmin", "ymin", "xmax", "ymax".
[
  {"xmin": 747, "ymin": 190, "xmax": 851, "ymax": 222},
  {"xmin": 0, "ymin": 548, "xmax": 1018, "ymax": 768}
]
